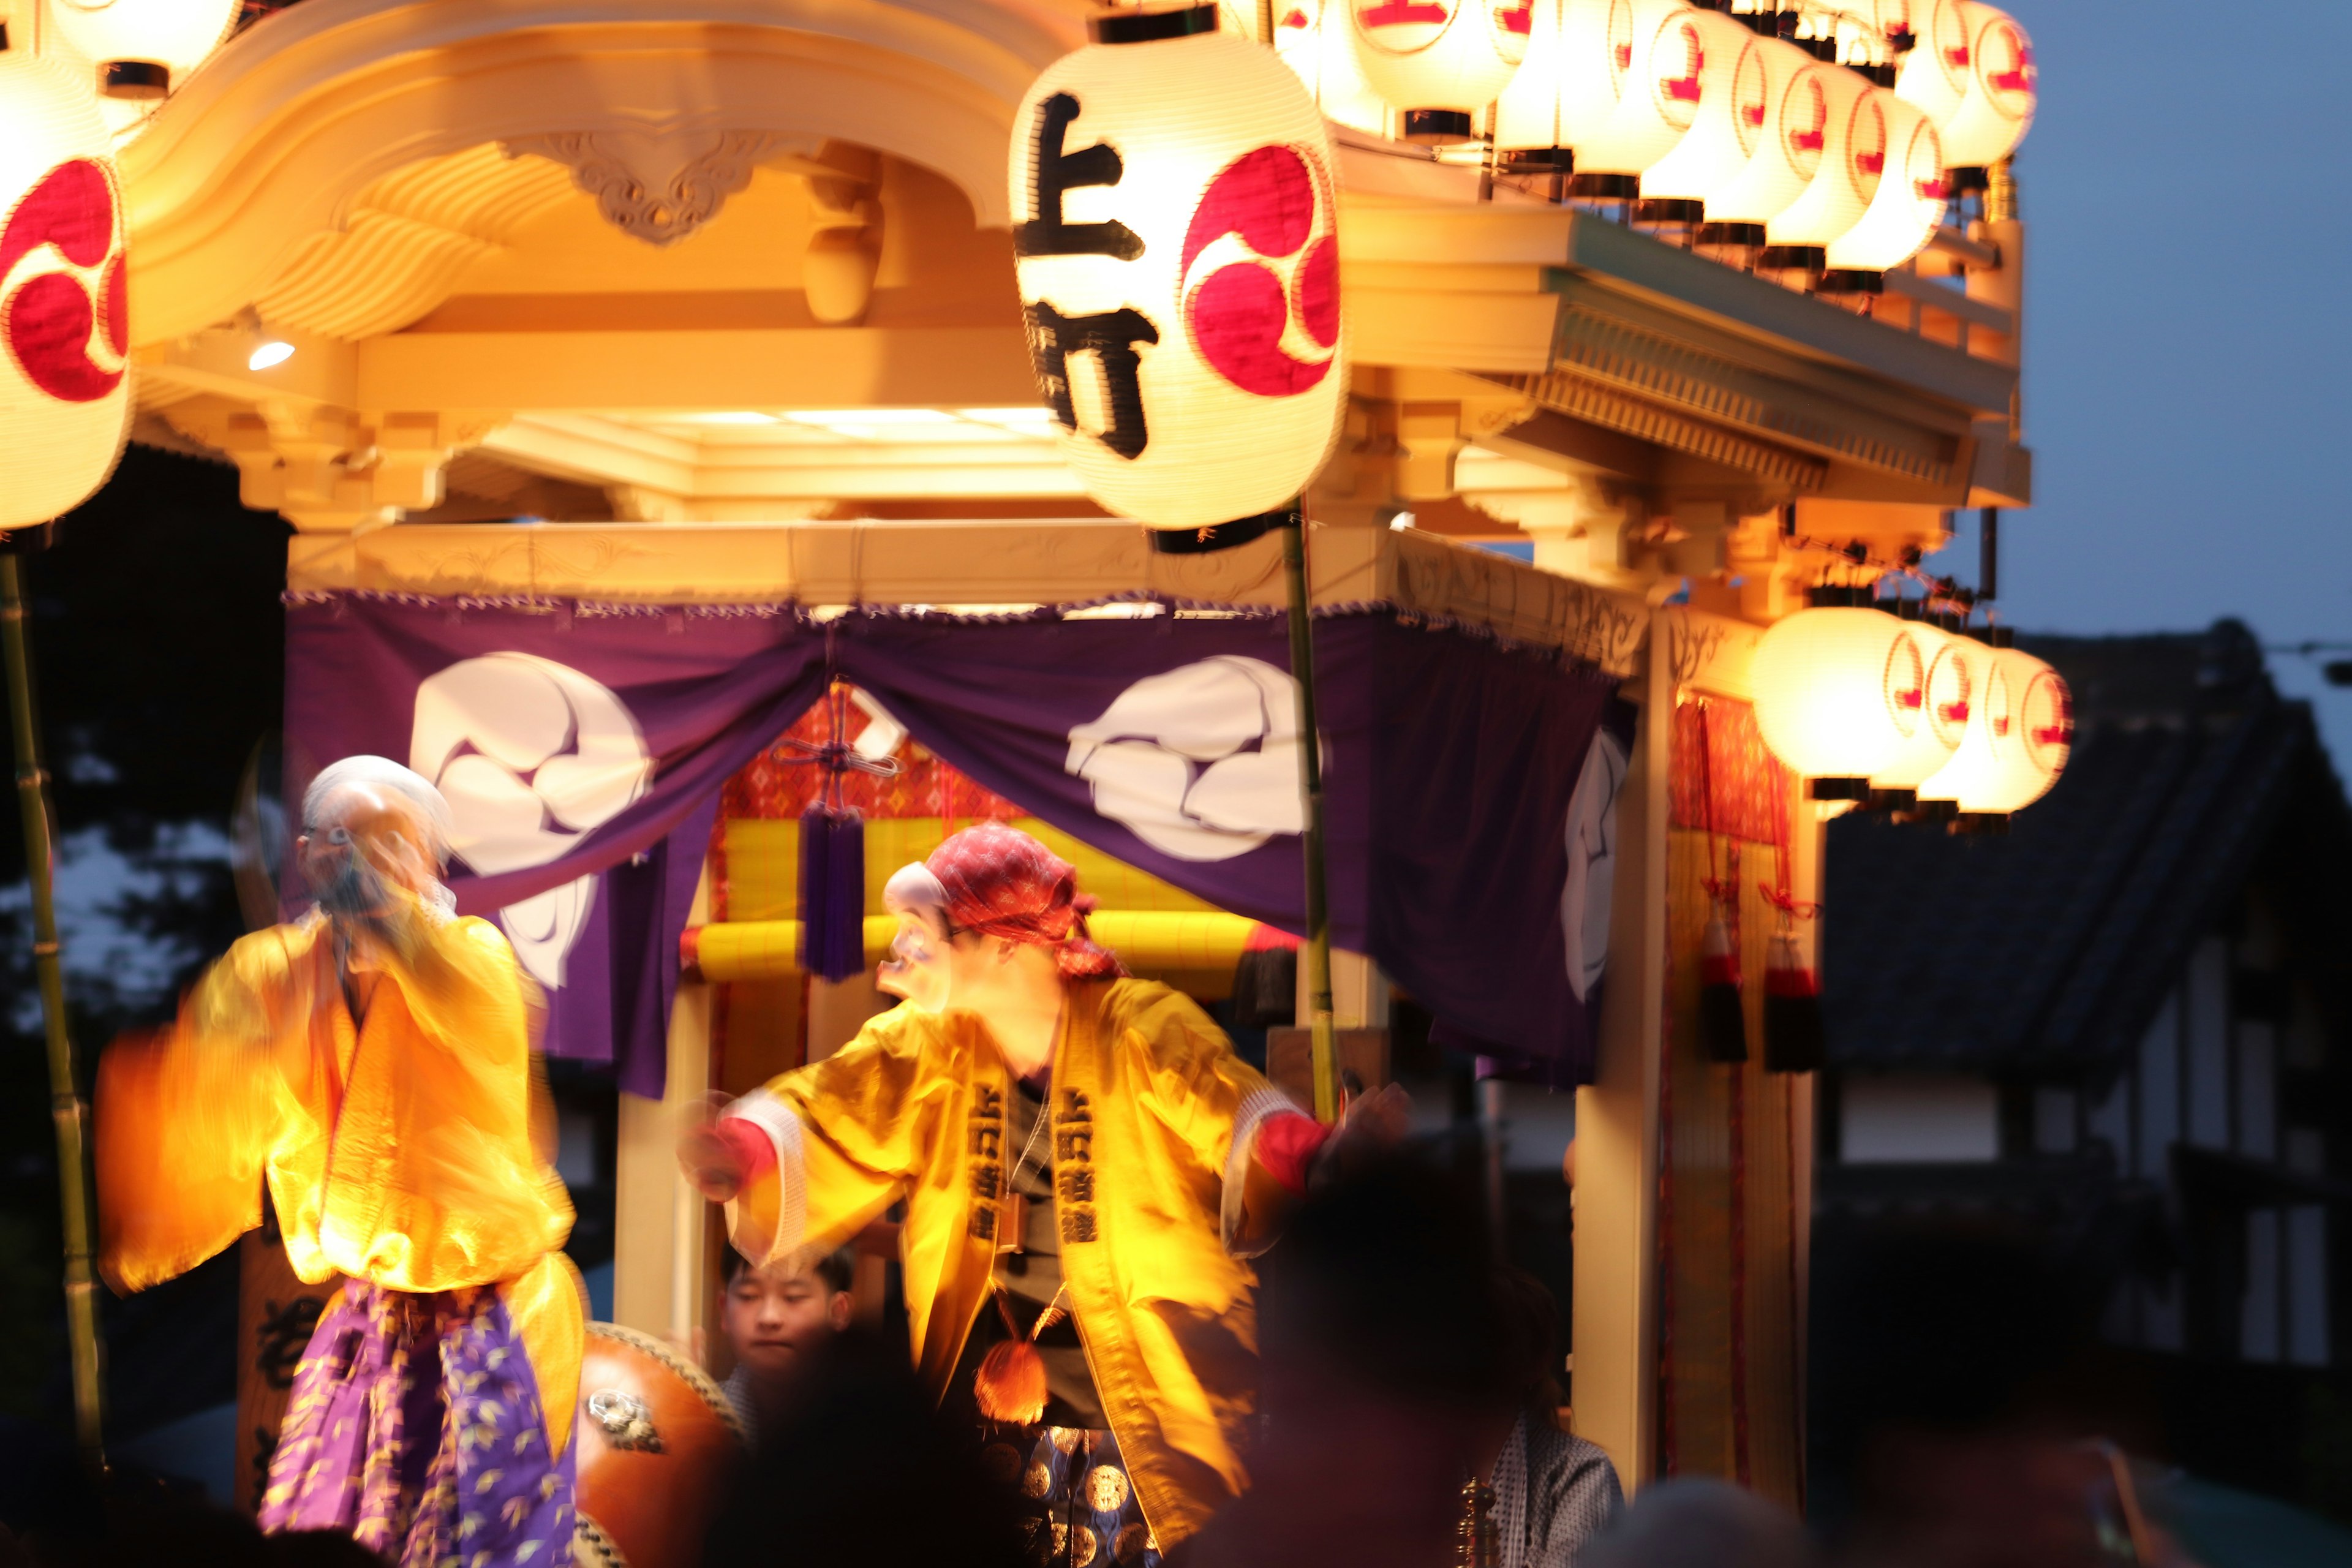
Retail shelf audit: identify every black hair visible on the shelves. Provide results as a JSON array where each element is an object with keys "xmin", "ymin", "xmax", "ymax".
[{"xmin": 722, "ymin": 1244, "xmax": 855, "ymax": 1296}]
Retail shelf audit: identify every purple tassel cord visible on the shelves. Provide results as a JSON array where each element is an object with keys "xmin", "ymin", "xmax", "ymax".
[
  {"xmin": 801, "ymin": 801, "xmax": 867, "ymax": 983},
  {"xmin": 780, "ymin": 680, "xmax": 902, "ymax": 985}
]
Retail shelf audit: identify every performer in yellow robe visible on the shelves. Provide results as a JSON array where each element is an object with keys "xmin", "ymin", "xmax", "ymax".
[
  {"xmin": 97, "ymin": 757, "xmax": 582, "ymax": 1567},
  {"xmin": 684, "ymin": 822, "xmax": 1395, "ymax": 1564}
]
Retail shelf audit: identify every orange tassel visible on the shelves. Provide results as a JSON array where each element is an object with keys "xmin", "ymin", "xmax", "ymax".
[{"xmin": 975, "ymin": 1339, "xmax": 1048, "ymax": 1425}]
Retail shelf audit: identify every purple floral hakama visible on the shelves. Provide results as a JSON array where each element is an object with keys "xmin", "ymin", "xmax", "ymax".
[{"xmin": 259, "ymin": 1280, "xmax": 575, "ymax": 1567}]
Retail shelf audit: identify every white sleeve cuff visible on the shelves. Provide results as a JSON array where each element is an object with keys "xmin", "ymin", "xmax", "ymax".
[
  {"xmin": 721, "ymin": 1089, "xmax": 807, "ymax": 1268},
  {"xmin": 1221, "ymin": 1085, "xmax": 1308, "ymax": 1261}
]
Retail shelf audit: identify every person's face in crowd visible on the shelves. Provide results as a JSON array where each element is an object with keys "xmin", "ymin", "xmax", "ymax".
[{"xmin": 723, "ymin": 1262, "xmax": 851, "ymax": 1381}]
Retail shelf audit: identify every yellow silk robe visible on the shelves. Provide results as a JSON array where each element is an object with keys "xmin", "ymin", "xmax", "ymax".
[
  {"xmin": 97, "ymin": 908, "xmax": 584, "ymax": 1453},
  {"xmin": 724, "ymin": 978, "xmax": 1305, "ymax": 1547}
]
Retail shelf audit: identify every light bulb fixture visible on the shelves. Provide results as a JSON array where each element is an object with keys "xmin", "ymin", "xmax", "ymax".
[{"xmin": 238, "ymin": 307, "xmax": 293, "ymax": 371}]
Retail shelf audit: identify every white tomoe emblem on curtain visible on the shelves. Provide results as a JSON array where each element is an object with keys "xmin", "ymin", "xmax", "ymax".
[
  {"xmin": 409, "ymin": 653, "xmax": 653, "ymax": 987},
  {"xmin": 1560, "ymin": 726, "xmax": 1629, "ymax": 1003},
  {"xmin": 1065, "ymin": 655, "xmax": 1311, "ymax": 863}
]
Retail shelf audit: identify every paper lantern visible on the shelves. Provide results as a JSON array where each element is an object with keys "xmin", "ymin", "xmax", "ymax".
[
  {"xmin": 1275, "ymin": 0, "xmax": 1390, "ymax": 135},
  {"xmin": 1761, "ymin": 62, "xmax": 1873, "ymax": 264},
  {"xmin": 1864, "ymin": 616, "xmax": 1969, "ymax": 793},
  {"xmin": 1891, "ymin": 0, "xmax": 1973, "ymax": 130},
  {"xmin": 1637, "ymin": 9, "xmax": 1766, "ymax": 215},
  {"xmin": 1687, "ymin": 32, "xmax": 1829, "ymax": 238},
  {"xmin": 1491, "ymin": 0, "xmax": 1598, "ymax": 156},
  {"xmin": 1915, "ymin": 641, "xmax": 2069, "ymax": 815},
  {"xmin": 43, "ymin": 0, "xmax": 239, "ymax": 94},
  {"xmin": 1566, "ymin": 0, "xmax": 1709, "ymax": 189},
  {"xmin": 0, "ymin": 46, "xmax": 129, "ymax": 530},
  {"xmin": 1822, "ymin": 89, "xmax": 1945, "ymax": 273},
  {"xmin": 1348, "ymin": 0, "xmax": 1528, "ymax": 140},
  {"xmin": 1010, "ymin": 9, "xmax": 1345, "ymax": 533},
  {"xmin": 1936, "ymin": 1, "xmax": 2034, "ymax": 168},
  {"xmin": 1750, "ymin": 600, "xmax": 1931, "ymax": 789}
]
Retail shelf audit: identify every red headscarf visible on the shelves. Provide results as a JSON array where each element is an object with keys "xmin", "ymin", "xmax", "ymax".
[{"xmin": 925, "ymin": 823, "xmax": 1127, "ymax": 979}]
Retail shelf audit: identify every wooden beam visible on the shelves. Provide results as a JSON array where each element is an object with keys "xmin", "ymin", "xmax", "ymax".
[{"xmin": 355, "ymin": 326, "xmax": 1039, "ymax": 412}]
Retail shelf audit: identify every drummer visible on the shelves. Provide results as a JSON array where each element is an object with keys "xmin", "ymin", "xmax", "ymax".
[{"xmin": 719, "ymin": 1245, "xmax": 854, "ymax": 1438}]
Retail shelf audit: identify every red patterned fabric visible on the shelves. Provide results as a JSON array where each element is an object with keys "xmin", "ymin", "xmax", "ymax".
[
  {"xmin": 927, "ymin": 823, "xmax": 1127, "ymax": 979},
  {"xmin": 1668, "ymin": 699, "xmax": 1793, "ymax": 846},
  {"xmin": 720, "ymin": 689, "xmax": 1024, "ymax": 824}
]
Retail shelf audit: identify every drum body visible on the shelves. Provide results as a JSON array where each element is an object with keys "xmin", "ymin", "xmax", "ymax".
[{"xmin": 572, "ymin": 1322, "xmax": 747, "ymax": 1568}]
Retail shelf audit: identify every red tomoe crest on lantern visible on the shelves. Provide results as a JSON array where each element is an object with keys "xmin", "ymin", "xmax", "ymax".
[
  {"xmin": 1009, "ymin": 20, "xmax": 1347, "ymax": 532},
  {"xmin": 1847, "ymin": 91, "xmax": 1888, "ymax": 205},
  {"xmin": 1783, "ymin": 70, "xmax": 1828, "ymax": 176},
  {"xmin": 0, "ymin": 51, "xmax": 131, "ymax": 532},
  {"xmin": 1653, "ymin": 16, "xmax": 1703, "ymax": 126},
  {"xmin": 1181, "ymin": 147, "xmax": 1338, "ymax": 399},
  {"xmin": 1, "ymin": 159, "xmax": 126, "ymax": 404}
]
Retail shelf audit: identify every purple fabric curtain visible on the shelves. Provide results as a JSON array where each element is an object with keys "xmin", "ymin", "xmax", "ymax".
[
  {"xmin": 283, "ymin": 597, "xmax": 825, "ymax": 1095},
  {"xmin": 283, "ymin": 594, "xmax": 1631, "ymax": 1091}
]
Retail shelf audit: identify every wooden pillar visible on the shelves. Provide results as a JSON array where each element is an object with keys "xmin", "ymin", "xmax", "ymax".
[{"xmin": 1570, "ymin": 613, "xmax": 1670, "ymax": 1491}]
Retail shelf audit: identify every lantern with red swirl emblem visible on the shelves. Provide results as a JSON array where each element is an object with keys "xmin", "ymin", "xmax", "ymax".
[
  {"xmin": 1760, "ymin": 64, "xmax": 1874, "ymax": 270},
  {"xmin": 1347, "ymin": 0, "xmax": 1528, "ymax": 142},
  {"xmin": 1685, "ymin": 33, "xmax": 1830, "ymax": 244},
  {"xmin": 1935, "ymin": 1, "xmax": 2034, "ymax": 170},
  {"xmin": 1917, "ymin": 636, "xmax": 2070, "ymax": 818},
  {"xmin": 0, "ymin": 44, "xmax": 129, "ymax": 530},
  {"xmin": 1557, "ymin": 0, "xmax": 1705, "ymax": 195},
  {"xmin": 1824, "ymin": 90, "xmax": 1946, "ymax": 274},
  {"xmin": 1636, "ymin": 7, "xmax": 1768, "ymax": 217},
  {"xmin": 1891, "ymin": 0, "xmax": 1973, "ymax": 134},
  {"xmin": 1009, "ymin": 7, "xmax": 1344, "ymax": 535},
  {"xmin": 1750, "ymin": 592, "xmax": 1932, "ymax": 794}
]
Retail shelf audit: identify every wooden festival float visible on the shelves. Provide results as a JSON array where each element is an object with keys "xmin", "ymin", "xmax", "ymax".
[{"xmin": 0, "ymin": 0, "xmax": 2046, "ymax": 1531}]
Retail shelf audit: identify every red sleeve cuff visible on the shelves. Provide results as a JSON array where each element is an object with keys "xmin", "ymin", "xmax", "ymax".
[
  {"xmin": 1252, "ymin": 1111, "xmax": 1332, "ymax": 1196},
  {"xmin": 715, "ymin": 1116, "xmax": 778, "ymax": 1183}
]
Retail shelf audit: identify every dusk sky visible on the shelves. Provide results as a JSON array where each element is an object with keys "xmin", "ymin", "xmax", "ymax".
[{"xmin": 1936, "ymin": 1, "xmax": 2352, "ymax": 764}]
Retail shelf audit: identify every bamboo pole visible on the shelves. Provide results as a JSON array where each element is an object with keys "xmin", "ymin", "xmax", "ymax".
[
  {"xmin": 1, "ymin": 547, "xmax": 106, "ymax": 1474},
  {"xmin": 1280, "ymin": 513, "xmax": 1339, "ymax": 1123}
]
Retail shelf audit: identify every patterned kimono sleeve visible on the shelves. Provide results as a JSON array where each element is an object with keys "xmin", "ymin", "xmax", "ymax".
[
  {"xmin": 97, "ymin": 929, "xmax": 306, "ymax": 1294},
  {"xmin": 721, "ymin": 1012, "xmax": 943, "ymax": 1268},
  {"xmin": 1117, "ymin": 986, "xmax": 1311, "ymax": 1258}
]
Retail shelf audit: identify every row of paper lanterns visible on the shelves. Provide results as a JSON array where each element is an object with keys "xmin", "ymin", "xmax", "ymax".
[
  {"xmin": 1276, "ymin": 0, "xmax": 2035, "ymax": 275},
  {"xmin": 0, "ymin": 1, "xmax": 241, "ymax": 533},
  {"xmin": 1751, "ymin": 590, "xmax": 2072, "ymax": 820}
]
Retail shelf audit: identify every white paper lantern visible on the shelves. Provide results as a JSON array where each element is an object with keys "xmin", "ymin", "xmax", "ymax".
[
  {"xmin": 1823, "ymin": 88, "xmax": 1945, "ymax": 271},
  {"xmin": 1554, "ymin": 0, "xmax": 1705, "ymax": 187},
  {"xmin": 0, "ymin": 46, "xmax": 129, "ymax": 530},
  {"xmin": 1491, "ymin": 0, "xmax": 1600, "ymax": 155},
  {"xmin": 1638, "ymin": 9, "xmax": 1766, "ymax": 213},
  {"xmin": 43, "ymin": 0, "xmax": 239, "ymax": 92},
  {"xmin": 1762, "ymin": 62, "xmax": 1873, "ymax": 259},
  {"xmin": 1915, "ymin": 641, "xmax": 2069, "ymax": 815},
  {"xmin": 1751, "ymin": 601, "xmax": 1932, "ymax": 788},
  {"xmin": 1687, "ymin": 32, "xmax": 1828, "ymax": 233},
  {"xmin": 1866, "ymin": 616, "xmax": 1970, "ymax": 792},
  {"xmin": 1275, "ymin": 0, "xmax": 1390, "ymax": 135},
  {"xmin": 1010, "ymin": 10, "xmax": 1346, "ymax": 533},
  {"xmin": 1936, "ymin": 1, "xmax": 2034, "ymax": 168},
  {"xmin": 1348, "ymin": 0, "xmax": 1527, "ymax": 137},
  {"xmin": 1891, "ymin": 0, "xmax": 1973, "ymax": 130}
]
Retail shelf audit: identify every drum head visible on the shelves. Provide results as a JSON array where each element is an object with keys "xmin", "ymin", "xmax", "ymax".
[{"xmin": 572, "ymin": 1322, "xmax": 747, "ymax": 1568}]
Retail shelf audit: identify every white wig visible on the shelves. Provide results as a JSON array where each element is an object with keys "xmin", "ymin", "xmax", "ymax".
[{"xmin": 301, "ymin": 755, "xmax": 456, "ymax": 866}]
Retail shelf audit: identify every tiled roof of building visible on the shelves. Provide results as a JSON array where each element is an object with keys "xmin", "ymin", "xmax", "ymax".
[{"xmin": 1821, "ymin": 620, "xmax": 2349, "ymax": 1073}]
